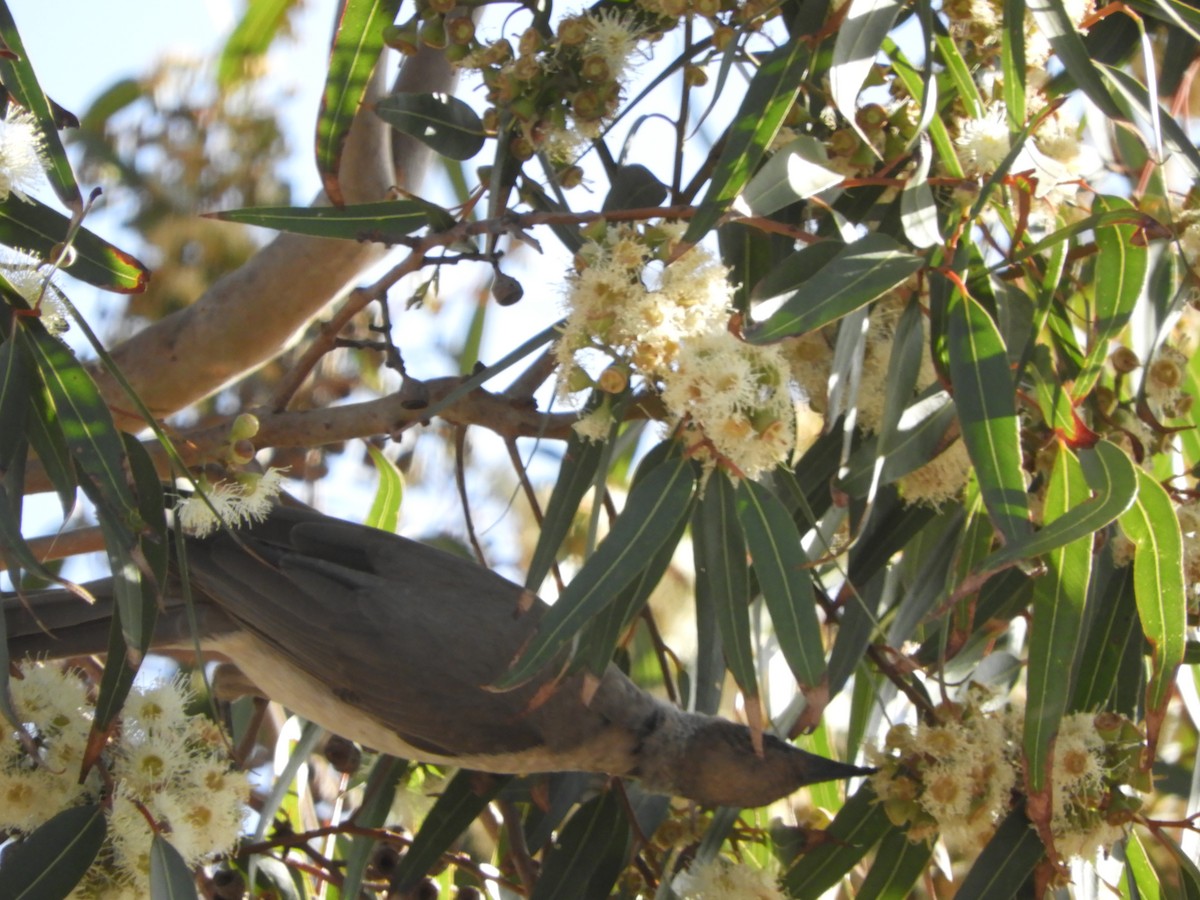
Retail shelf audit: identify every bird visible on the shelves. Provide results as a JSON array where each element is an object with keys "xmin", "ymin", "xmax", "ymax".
[{"xmin": 4, "ymin": 501, "xmax": 871, "ymax": 808}]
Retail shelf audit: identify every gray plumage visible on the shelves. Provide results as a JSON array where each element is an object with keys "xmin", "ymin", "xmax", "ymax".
[{"xmin": 4, "ymin": 504, "xmax": 870, "ymax": 807}]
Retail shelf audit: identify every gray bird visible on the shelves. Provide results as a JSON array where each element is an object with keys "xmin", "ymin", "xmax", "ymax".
[{"xmin": 4, "ymin": 503, "xmax": 869, "ymax": 808}]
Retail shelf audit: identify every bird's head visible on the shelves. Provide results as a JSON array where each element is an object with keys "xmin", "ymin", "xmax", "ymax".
[{"xmin": 646, "ymin": 716, "xmax": 874, "ymax": 808}]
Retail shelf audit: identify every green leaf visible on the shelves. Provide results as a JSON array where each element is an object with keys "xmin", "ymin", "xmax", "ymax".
[
  {"xmin": 531, "ymin": 792, "xmax": 628, "ymax": 900},
  {"xmin": 24, "ymin": 363, "xmax": 75, "ymax": 515},
  {"xmin": 956, "ymin": 809, "xmax": 1043, "ymax": 899},
  {"xmin": 1118, "ymin": 468, "xmax": 1186, "ymax": 713},
  {"xmin": 365, "ymin": 444, "xmax": 404, "ymax": 533},
  {"xmin": 946, "ymin": 290, "xmax": 1032, "ymax": 544},
  {"xmin": 933, "ymin": 33, "xmax": 984, "ymax": 118},
  {"xmin": 0, "ymin": 195, "xmax": 148, "ymax": 292},
  {"xmin": 375, "ymin": 92, "xmax": 486, "ymax": 161},
  {"xmin": 17, "ymin": 316, "xmax": 138, "ymax": 529},
  {"xmin": 495, "ymin": 454, "xmax": 696, "ymax": 688},
  {"xmin": 976, "ymin": 439, "xmax": 1138, "ymax": 573},
  {"xmin": 740, "ymin": 136, "xmax": 843, "ymax": 216},
  {"xmin": 684, "ymin": 40, "xmax": 811, "ymax": 244},
  {"xmin": 782, "ymin": 784, "xmax": 890, "ymax": 898},
  {"xmin": 207, "ymin": 199, "xmax": 430, "ymax": 240},
  {"xmin": 1002, "ymin": 0, "xmax": 1027, "ymax": 126},
  {"xmin": 316, "ymin": 0, "xmax": 403, "ymax": 205},
  {"xmin": 525, "ymin": 393, "xmax": 608, "ymax": 593},
  {"xmin": 747, "ymin": 233, "xmax": 923, "ymax": 343},
  {"xmin": 1122, "ymin": 832, "xmax": 1162, "ymax": 900},
  {"xmin": 899, "ymin": 137, "xmax": 942, "ymax": 250},
  {"xmin": 1102, "ymin": 64, "xmax": 1200, "ymax": 177},
  {"xmin": 341, "ymin": 756, "xmax": 408, "ymax": 899},
  {"xmin": 735, "ymin": 479, "xmax": 827, "ymax": 689},
  {"xmin": 149, "ymin": 834, "xmax": 199, "ymax": 900},
  {"xmin": 1073, "ymin": 197, "xmax": 1147, "ymax": 399},
  {"xmin": 1072, "ymin": 555, "xmax": 1137, "ymax": 712},
  {"xmin": 218, "ymin": 0, "xmax": 299, "ymax": 89},
  {"xmin": 1023, "ymin": 445, "xmax": 1092, "ymax": 793},
  {"xmin": 749, "ymin": 239, "xmax": 844, "ymax": 303},
  {"xmin": 856, "ymin": 828, "xmax": 934, "ymax": 900},
  {"xmin": 0, "ymin": 803, "xmax": 105, "ymax": 900},
  {"xmin": 1026, "ymin": 0, "xmax": 1124, "ymax": 119},
  {"xmin": 1156, "ymin": 831, "xmax": 1200, "ymax": 900},
  {"xmin": 0, "ymin": 3, "xmax": 80, "ymax": 208},
  {"xmin": 884, "ymin": 39, "xmax": 962, "ymax": 177},
  {"xmin": 0, "ymin": 335, "xmax": 30, "ymax": 471},
  {"xmin": 830, "ymin": 0, "xmax": 903, "ymax": 149},
  {"xmin": 694, "ymin": 471, "xmax": 758, "ymax": 705},
  {"xmin": 390, "ymin": 771, "xmax": 507, "ymax": 890}
]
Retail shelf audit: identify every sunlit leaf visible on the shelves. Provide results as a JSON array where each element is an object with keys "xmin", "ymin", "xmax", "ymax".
[
  {"xmin": 1073, "ymin": 196, "xmax": 1147, "ymax": 400},
  {"xmin": 747, "ymin": 233, "xmax": 923, "ymax": 343},
  {"xmin": 830, "ymin": 0, "xmax": 903, "ymax": 149},
  {"xmin": 0, "ymin": 195, "xmax": 148, "ymax": 292},
  {"xmin": 0, "ymin": 3, "xmax": 80, "ymax": 208},
  {"xmin": 684, "ymin": 40, "xmax": 811, "ymax": 243},
  {"xmin": 946, "ymin": 289, "xmax": 1032, "ymax": 544},
  {"xmin": 741, "ymin": 136, "xmax": 843, "ymax": 216},
  {"xmin": 1023, "ymin": 445, "xmax": 1092, "ymax": 793},
  {"xmin": 365, "ymin": 443, "xmax": 404, "ymax": 533},
  {"xmin": 1118, "ymin": 468, "xmax": 1185, "ymax": 715},
  {"xmin": 1027, "ymin": 0, "xmax": 1124, "ymax": 118},
  {"xmin": 316, "ymin": 0, "xmax": 404, "ymax": 205},
  {"xmin": 899, "ymin": 136, "xmax": 942, "ymax": 249},
  {"xmin": 218, "ymin": 0, "xmax": 300, "ymax": 89}
]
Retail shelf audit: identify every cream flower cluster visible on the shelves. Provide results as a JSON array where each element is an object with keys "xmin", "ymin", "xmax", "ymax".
[
  {"xmin": 557, "ymin": 224, "xmax": 799, "ymax": 478},
  {"xmin": 0, "ymin": 663, "xmax": 248, "ymax": 898},
  {"xmin": 175, "ymin": 466, "xmax": 287, "ymax": 538},
  {"xmin": 872, "ymin": 699, "xmax": 1145, "ymax": 861},
  {"xmin": 672, "ymin": 857, "xmax": 785, "ymax": 900},
  {"xmin": 0, "ymin": 106, "xmax": 48, "ymax": 203}
]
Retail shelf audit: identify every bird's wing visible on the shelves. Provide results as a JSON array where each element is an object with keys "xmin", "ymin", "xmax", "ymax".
[{"xmin": 183, "ymin": 509, "xmax": 583, "ymax": 759}]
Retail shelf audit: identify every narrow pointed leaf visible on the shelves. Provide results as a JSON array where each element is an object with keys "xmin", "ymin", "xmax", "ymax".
[
  {"xmin": 531, "ymin": 792, "xmax": 628, "ymax": 900},
  {"xmin": 375, "ymin": 92, "xmax": 486, "ymax": 161},
  {"xmin": 208, "ymin": 199, "xmax": 430, "ymax": 240},
  {"xmin": 1026, "ymin": 0, "xmax": 1124, "ymax": 118},
  {"xmin": 0, "ymin": 336, "xmax": 31, "ymax": 470},
  {"xmin": 956, "ymin": 809, "xmax": 1043, "ymax": 899},
  {"xmin": 390, "ymin": 771, "xmax": 508, "ymax": 889},
  {"xmin": 0, "ymin": 803, "xmax": 105, "ymax": 900},
  {"xmin": 365, "ymin": 444, "xmax": 404, "ymax": 533},
  {"xmin": 947, "ymin": 290, "xmax": 1032, "ymax": 543},
  {"xmin": 747, "ymin": 233, "xmax": 923, "ymax": 343},
  {"xmin": 899, "ymin": 137, "xmax": 942, "ymax": 249},
  {"xmin": 1073, "ymin": 197, "xmax": 1146, "ymax": 399},
  {"xmin": 684, "ymin": 40, "xmax": 810, "ymax": 243},
  {"xmin": 0, "ymin": 3, "xmax": 80, "ymax": 208},
  {"xmin": 316, "ymin": 0, "xmax": 403, "ymax": 205},
  {"xmin": 218, "ymin": 0, "xmax": 299, "ymax": 89},
  {"xmin": 25, "ymin": 365, "xmax": 76, "ymax": 515},
  {"xmin": 782, "ymin": 784, "xmax": 890, "ymax": 897},
  {"xmin": 341, "ymin": 756, "xmax": 408, "ymax": 899},
  {"xmin": 1122, "ymin": 832, "xmax": 1162, "ymax": 899},
  {"xmin": 1024, "ymin": 445, "xmax": 1092, "ymax": 793},
  {"xmin": 740, "ymin": 136, "xmax": 843, "ymax": 216},
  {"xmin": 977, "ymin": 439, "xmax": 1137, "ymax": 572},
  {"xmin": 1002, "ymin": 0, "xmax": 1027, "ymax": 126},
  {"xmin": 1103, "ymin": 64, "xmax": 1200, "ymax": 176},
  {"xmin": 526, "ymin": 393, "xmax": 608, "ymax": 593},
  {"xmin": 497, "ymin": 455, "xmax": 696, "ymax": 688},
  {"xmin": 17, "ymin": 316, "xmax": 137, "ymax": 527},
  {"xmin": 856, "ymin": 827, "xmax": 934, "ymax": 900},
  {"xmin": 735, "ymin": 479, "xmax": 827, "ymax": 690},
  {"xmin": 149, "ymin": 834, "xmax": 199, "ymax": 900},
  {"xmin": 1118, "ymin": 468, "xmax": 1185, "ymax": 714},
  {"xmin": 0, "ymin": 196, "xmax": 148, "ymax": 292},
  {"xmin": 695, "ymin": 472, "xmax": 759, "ymax": 705},
  {"xmin": 830, "ymin": 0, "xmax": 903, "ymax": 148}
]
